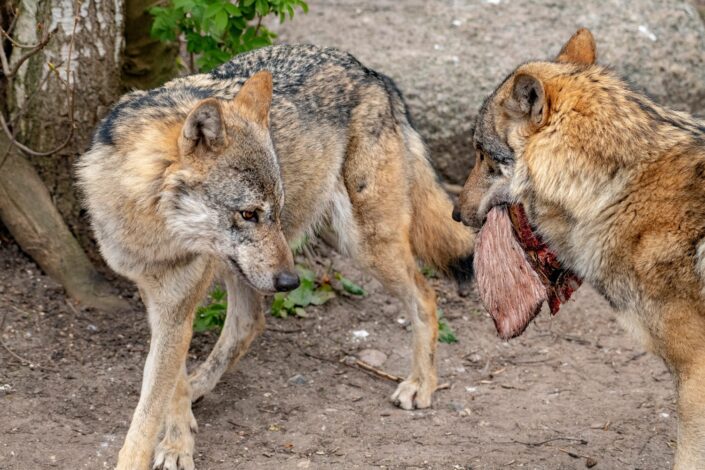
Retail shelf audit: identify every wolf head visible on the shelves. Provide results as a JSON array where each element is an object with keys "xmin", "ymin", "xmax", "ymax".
[
  {"xmin": 160, "ymin": 71, "xmax": 298, "ymax": 293},
  {"xmin": 454, "ymin": 29, "xmax": 597, "ymax": 229}
]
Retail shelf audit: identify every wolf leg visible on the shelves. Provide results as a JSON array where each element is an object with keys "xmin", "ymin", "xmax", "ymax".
[
  {"xmin": 153, "ymin": 365, "xmax": 197, "ymax": 470},
  {"xmin": 189, "ymin": 272, "xmax": 264, "ymax": 401},
  {"xmin": 383, "ymin": 260, "xmax": 438, "ymax": 410},
  {"xmin": 116, "ymin": 256, "xmax": 213, "ymax": 470},
  {"xmin": 357, "ymin": 235, "xmax": 439, "ymax": 410},
  {"xmin": 673, "ymin": 362, "xmax": 705, "ymax": 469}
]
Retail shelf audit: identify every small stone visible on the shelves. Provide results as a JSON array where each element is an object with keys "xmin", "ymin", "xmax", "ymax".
[
  {"xmin": 352, "ymin": 329, "xmax": 369, "ymax": 340},
  {"xmin": 288, "ymin": 374, "xmax": 308, "ymax": 385},
  {"xmin": 357, "ymin": 349, "xmax": 387, "ymax": 368},
  {"xmin": 449, "ymin": 402, "xmax": 465, "ymax": 413}
]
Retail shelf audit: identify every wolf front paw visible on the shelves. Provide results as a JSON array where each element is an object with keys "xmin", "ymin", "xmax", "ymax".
[
  {"xmin": 391, "ymin": 377, "xmax": 435, "ymax": 410},
  {"xmin": 153, "ymin": 411, "xmax": 198, "ymax": 470}
]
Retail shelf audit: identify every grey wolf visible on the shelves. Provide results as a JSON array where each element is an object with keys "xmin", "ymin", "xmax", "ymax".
[
  {"xmin": 455, "ymin": 29, "xmax": 705, "ymax": 468},
  {"xmin": 77, "ymin": 44, "xmax": 475, "ymax": 469}
]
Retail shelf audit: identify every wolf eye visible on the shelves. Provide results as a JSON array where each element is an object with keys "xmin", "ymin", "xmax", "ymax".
[{"xmin": 240, "ymin": 210, "xmax": 258, "ymax": 222}]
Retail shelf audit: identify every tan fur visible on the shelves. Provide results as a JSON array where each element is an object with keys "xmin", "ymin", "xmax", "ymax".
[
  {"xmin": 78, "ymin": 52, "xmax": 474, "ymax": 469},
  {"xmin": 457, "ymin": 29, "xmax": 705, "ymax": 468}
]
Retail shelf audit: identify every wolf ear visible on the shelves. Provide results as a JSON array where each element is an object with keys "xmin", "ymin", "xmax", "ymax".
[
  {"xmin": 180, "ymin": 98, "xmax": 225, "ymax": 155},
  {"xmin": 505, "ymin": 73, "xmax": 547, "ymax": 127},
  {"xmin": 232, "ymin": 70, "xmax": 273, "ymax": 128},
  {"xmin": 556, "ymin": 28, "xmax": 597, "ymax": 65}
]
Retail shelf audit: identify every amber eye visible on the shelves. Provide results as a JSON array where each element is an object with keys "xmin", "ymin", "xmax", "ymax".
[{"xmin": 240, "ymin": 210, "xmax": 258, "ymax": 222}]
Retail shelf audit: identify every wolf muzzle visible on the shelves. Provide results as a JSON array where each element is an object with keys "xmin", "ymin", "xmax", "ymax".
[{"xmin": 274, "ymin": 270, "xmax": 300, "ymax": 292}]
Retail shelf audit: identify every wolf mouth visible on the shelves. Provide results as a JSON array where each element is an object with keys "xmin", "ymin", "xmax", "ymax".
[{"xmin": 227, "ymin": 256, "xmax": 254, "ymax": 289}]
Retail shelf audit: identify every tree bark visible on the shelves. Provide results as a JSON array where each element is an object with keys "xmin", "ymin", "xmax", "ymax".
[
  {"xmin": 9, "ymin": 0, "xmax": 125, "ymax": 251},
  {"xmin": 0, "ymin": 0, "xmax": 129, "ymax": 311}
]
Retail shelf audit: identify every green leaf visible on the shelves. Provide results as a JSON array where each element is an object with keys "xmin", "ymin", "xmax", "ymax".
[
  {"xmin": 309, "ymin": 286, "xmax": 336, "ymax": 305},
  {"xmin": 205, "ymin": 2, "xmax": 223, "ymax": 18},
  {"xmin": 438, "ymin": 315, "xmax": 458, "ymax": 344},
  {"xmin": 335, "ymin": 273, "xmax": 366, "ymax": 296},
  {"xmin": 287, "ymin": 282, "xmax": 313, "ymax": 307},
  {"xmin": 243, "ymin": 0, "xmax": 256, "ymax": 6},
  {"xmin": 213, "ymin": 10, "xmax": 229, "ymax": 34},
  {"xmin": 255, "ymin": 0, "xmax": 268, "ymax": 16},
  {"xmin": 294, "ymin": 307, "xmax": 309, "ymax": 318},
  {"xmin": 224, "ymin": 3, "xmax": 242, "ymax": 16},
  {"xmin": 172, "ymin": 0, "xmax": 195, "ymax": 9}
]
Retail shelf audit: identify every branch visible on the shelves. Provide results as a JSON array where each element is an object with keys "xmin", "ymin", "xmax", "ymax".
[
  {"xmin": 7, "ymin": 31, "xmax": 54, "ymax": 78},
  {"xmin": 0, "ymin": 13, "xmax": 77, "ymax": 162}
]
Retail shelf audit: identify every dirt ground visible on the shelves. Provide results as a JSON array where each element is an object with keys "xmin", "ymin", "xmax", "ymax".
[{"xmin": 0, "ymin": 232, "xmax": 676, "ymax": 470}]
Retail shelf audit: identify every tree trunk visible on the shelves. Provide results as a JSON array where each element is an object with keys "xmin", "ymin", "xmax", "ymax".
[
  {"xmin": 0, "ymin": 0, "xmax": 129, "ymax": 311},
  {"xmin": 0, "ymin": 141, "xmax": 129, "ymax": 312},
  {"xmin": 9, "ymin": 0, "xmax": 124, "ymax": 251}
]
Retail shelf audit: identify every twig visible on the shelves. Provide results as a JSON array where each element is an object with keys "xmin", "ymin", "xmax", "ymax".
[
  {"xmin": 65, "ymin": 299, "xmax": 80, "ymax": 316},
  {"xmin": 266, "ymin": 325, "xmax": 305, "ymax": 334},
  {"xmin": 342, "ymin": 356, "xmax": 403, "ymax": 382},
  {"xmin": 341, "ymin": 356, "xmax": 450, "ymax": 390},
  {"xmin": 8, "ymin": 31, "xmax": 54, "ymax": 78},
  {"xmin": 0, "ymin": 312, "xmax": 36, "ymax": 366},
  {"xmin": 504, "ymin": 437, "xmax": 588, "ymax": 447},
  {"xmin": 0, "ymin": 12, "xmax": 77, "ymax": 163},
  {"xmin": 0, "ymin": 113, "xmax": 73, "ymax": 157},
  {"xmin": 254, "ymin": 15, "xmax": 263, "ymax": 35}
]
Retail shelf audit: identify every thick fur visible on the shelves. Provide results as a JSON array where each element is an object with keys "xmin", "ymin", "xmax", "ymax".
[
  {"xmin": 77, "ymin": 45, "xmax": 474, "ymax": 470},
  {"xmin": 456, "ymin": 29, "xmax": 705, "ymax": 469}
]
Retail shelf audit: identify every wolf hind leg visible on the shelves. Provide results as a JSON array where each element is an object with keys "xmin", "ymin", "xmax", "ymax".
[
  {"xmin": 342, "ymin": 134, "xmax": 439, "ymax": 409},
  {"xmin": 355, "ymin": 227, "xmax": 439, "ymax": 410},
  {"xmin": 189, "ymin": 272, "xmax": 264, "ymax": 401},
  {"xmin": 153, "ymin": 365, "xmax": 197, "ymax": 470}
]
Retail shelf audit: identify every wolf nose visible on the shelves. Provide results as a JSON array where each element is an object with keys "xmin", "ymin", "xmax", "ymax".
[
  {"xmin": 274, "ymin": 271, "xmax": 300, "ymax": 292},
  {"xmin": 452, "ymin": 205, "xmax": 462, "ymax": 223}
]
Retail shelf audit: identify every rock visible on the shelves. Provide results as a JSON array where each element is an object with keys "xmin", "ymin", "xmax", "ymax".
[
  {"xmin": 357, "ymin": 348, "xmax": 387, "ymax": 367},
  {"xmin": 270, "ymin": 0, "xmax": 705, "ymax": 182},
  {"xmin": 288, "ymin": 374, "xmax": 308, "ymax": 385}
]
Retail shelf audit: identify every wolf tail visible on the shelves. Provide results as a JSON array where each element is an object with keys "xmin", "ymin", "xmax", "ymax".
[{"xmin": 404, "ymin": 125, "xmax": 475, "ymax": 292}]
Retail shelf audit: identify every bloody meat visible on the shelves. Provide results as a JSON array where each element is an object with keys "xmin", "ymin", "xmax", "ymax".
[{"xmin": 473, "ymin": 205, "xmax": 582, "ymax": 339}]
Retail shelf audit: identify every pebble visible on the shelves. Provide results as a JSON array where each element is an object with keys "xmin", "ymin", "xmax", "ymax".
[
  {"xmin": 449, "ymin": 402, "xmax": 465, "ymax": 413},
  {"xmin": 357, "ymin": 348, "xmax": 387, "ymax": 367},
  {"xmin": 352, "ymin": 329, "xmax": 369, "ymax": 340},
  {"xmin": 288, "ymin": 374, "xmax": 308, "ymax": 385}
]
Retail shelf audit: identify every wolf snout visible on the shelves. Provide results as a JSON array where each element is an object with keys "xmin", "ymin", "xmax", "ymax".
[
  {"xmin": 274, "ymin": 270, "xmax": 300, "ymax": 292},
  {"xmin": 452, "ymin": 205, "xmax": 463, "ymax": 223}
]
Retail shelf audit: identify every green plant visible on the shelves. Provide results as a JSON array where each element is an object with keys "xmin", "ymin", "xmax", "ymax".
[
  {"xmin": 150, "ymin": 0, "xmax": 309, "ymax": 72},
  {"xmin": 194, "ymin": 284, "xmax": 227, "ymax": 332},
  {"xmin": 437, "ymin": 309, "xmax": 458, "ymax": 344},
  {"xmin": 420, "ymin": 265, "xmax": 438, "ymax": 279},
  {"xmin": 270, "ymin": 265, "xmax": 336, "ymax": 318},
  {"xmin": 193, "ymin": 264, "xmax": 367, "ymax": 331},
  {"xmin": 335, "ymin": 272, "xmax": 366, "ymax": 296}
]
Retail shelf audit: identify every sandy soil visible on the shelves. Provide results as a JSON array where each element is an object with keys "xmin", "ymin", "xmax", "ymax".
[{"xmin": 0, "ymin": 234, "xmax": 676, "ymax": 469}]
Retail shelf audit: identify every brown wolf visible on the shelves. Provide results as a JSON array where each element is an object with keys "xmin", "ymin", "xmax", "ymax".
[
  {"xmin": 455, "ymin": 28, "xmax": 705, "ymax": 468},
  {"xmin": 77, "ymin": 45, "xmax": 474, "ymax": 470}
]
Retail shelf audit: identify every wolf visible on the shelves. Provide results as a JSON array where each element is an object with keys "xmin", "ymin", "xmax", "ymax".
[
  {"xmin": 77, "ymin": 44, "xmax": 475, "ymax": 470},
  {"xmin": 455, "ymin": 28, "xmax": 705, "ymax": 468}
]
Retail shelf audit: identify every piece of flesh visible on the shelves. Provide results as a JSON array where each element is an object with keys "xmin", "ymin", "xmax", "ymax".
[
  {"xmin": 473, "ymin": 205, "xmax": 582, "ymax": 339},
  {"xmin": 473, "ymin": 206, "xmax": 547, "ymax": 339}
]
